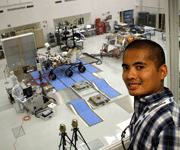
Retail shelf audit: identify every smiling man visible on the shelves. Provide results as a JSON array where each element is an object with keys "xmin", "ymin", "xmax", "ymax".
[{"xmin": 122, "ymin": 39, "xmax": 180, "ymax": 150}]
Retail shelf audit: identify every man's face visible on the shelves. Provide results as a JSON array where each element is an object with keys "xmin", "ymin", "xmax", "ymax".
[{"xmin": 122, "ymin": 48, "xmax": 166, "ymax": 98}]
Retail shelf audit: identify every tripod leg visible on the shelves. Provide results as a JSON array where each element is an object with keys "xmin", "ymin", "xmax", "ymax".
[
  {"xmin": 72, "ymin": 128, "xmax": 78, "ymax": 149},
  {"xmin": 59, "ymin": 136, "xmax": 63, "ymax": 150},
  {"xmin": 77, "ymin": 130, "xmax": 90, "ymax": 150},
  {"xmin": 63, "ymin": 136, "xmax": 65, "ymax": 150},
  {"xmin": 66, "ymin": 133, "xmax": 78, "ymax": 150},
  {"xmin": 75, "ymin": 130, "xmax": 78, "ymax": 149},
  {"xmin": 59, "ymin": 133, "xmax": 69, "ymax": 150},
  {"xmin": 75, "ymin": 129, "xmax": 78, "ymax": 141},
  {"xmin": 70, "ymin": 131, "xmax": 75, "ymax": 150}
]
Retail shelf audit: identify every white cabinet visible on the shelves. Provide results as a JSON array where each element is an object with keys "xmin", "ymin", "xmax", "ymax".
[
  {"xmin": 0, "ymin": 0, "xmax": 32, "ymax": 7},
  {"xmin": 20, "ymin": 0, "xmax": 32, "ymax": 3},
  {"xmin": 0, "ymin": 0, "xmax": 8, "ymax": 7},
  {"xmin": 7, "ymin": 0, "xmax": 20, "ymax": 5}
]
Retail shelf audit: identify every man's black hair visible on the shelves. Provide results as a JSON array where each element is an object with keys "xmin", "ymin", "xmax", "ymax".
[{"xmin": 124, "ymin": 39, "xmax": 166, "ymax": 69}]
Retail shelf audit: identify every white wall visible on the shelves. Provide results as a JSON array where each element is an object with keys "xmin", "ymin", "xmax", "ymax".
[
  {"xmin": 141, "ymin": 0, "xmax": 165, "ymax": 14},
  {"xmin": 0, "ymin": 0, "xmax": 136, "ymax": 42},
  {"xmin": 90, "ymin": 0, "xmax": 136, "ymax": 27},
  {"xmin": 0, "ymin": 0, "xmax": 171, "ymax": 42}
]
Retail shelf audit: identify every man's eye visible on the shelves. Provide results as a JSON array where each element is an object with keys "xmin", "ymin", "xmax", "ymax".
[
  {"xmin": 123, "ymin": 67, "xmax": 128, "ymax": 71},
  {"xmin": 137, "ymin": 66, "xmax": 144, "ymax": 70}
]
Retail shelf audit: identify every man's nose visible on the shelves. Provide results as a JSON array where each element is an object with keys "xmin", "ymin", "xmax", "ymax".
[{"xmin": 127, "ymin": 68, "xmax": 137, "ymax": 79}]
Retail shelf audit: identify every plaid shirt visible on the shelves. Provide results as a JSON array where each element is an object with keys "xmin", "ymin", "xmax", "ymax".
[{"xmin": 128, "ymin": 87, "xmax": 180, "ymax": 150}]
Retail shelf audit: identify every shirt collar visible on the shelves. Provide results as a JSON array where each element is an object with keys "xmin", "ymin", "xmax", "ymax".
[{"xmin": 135, "ymin": 87, "xmax": 173, "ymax": 108}]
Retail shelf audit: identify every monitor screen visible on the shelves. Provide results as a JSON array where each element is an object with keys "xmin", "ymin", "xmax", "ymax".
[
  {"xmin": 106, "ymin": 15, "xmax": 112, "ymax": 20},
  {"xmin": 86, "ymin": 25, "xmax": 91, "ymax": 29},
  {"xmin": 23, "ymin": 86, "xmax": 33, "ymax": 98}
]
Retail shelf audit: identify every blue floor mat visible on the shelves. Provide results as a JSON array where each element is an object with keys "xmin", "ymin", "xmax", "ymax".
[
  {"xmin": 60, "ymin": 77, "xmax": 75, "ymax": 87},
  {"xmin": 68, "ymin": 99, "xmax": 103, "ymax": 126},
  {"xmin": 93, "ymin": 79, "xmax": 121, "ymax": 98},
  {"xmin": 54, "ymin": 70, "xmax": 66, "ymax": 78},
  {"xmin": 70, "ymin": 69, "xmax": 87, "ymax": 82},
  {"xmin": 30, "ymin": 59, "xmax": 100, "ymax": 91},
  {"xmin": 30, "ymin": 71, "xmax": 47, "ymax": 84},
  {"xmin": 48, "ymin": 78, "xmax": 67, "ymax": 91},
  {"xmin": 72, "ymin": 67, "xmax": 97, "ymax": 81},
  {"xmin": 84, "ymin": 64, "xmax": 99, "ymax": 73},
  {"xmin": 30, "ymin": 71, "xmax": 39, "ymax": 78},
  {"xmin": 77, "ymin": 58, "xmax": 99, "ymax": 73}
]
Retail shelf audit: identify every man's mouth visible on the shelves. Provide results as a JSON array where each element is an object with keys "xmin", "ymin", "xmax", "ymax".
[{"xmin": 127, "ymin": 83, "xmax": 141, "ymax": 90}]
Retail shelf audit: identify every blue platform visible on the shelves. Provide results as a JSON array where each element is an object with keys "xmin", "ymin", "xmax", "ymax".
[
  {"xmin": 30, "ymin": 59, "xmax": 120, "ymax": 99},
  {"xmin": 77, "ymin": 59, "xmax": 99, "ymax": 73},
  {"xmin": 68, "ymin": 99, "xmax": 103, "ymax": 126},
  {"xmin": 30, "ymin": 59, "xmax": 99, "ymax": 91},
  {"xmin": 30, "ymin": 71, "xmax": 48, "ymax": 84},
  {"xmin": 93, "ymin": 79, "xmax": 121, "ymax": 98},
  {"xmin": 72, "ymin": 66, "xmax": 97, "ymax": 81},
  {"xmin": 48, "ymin": 78, "xmax": 67, "ymax": 91}
]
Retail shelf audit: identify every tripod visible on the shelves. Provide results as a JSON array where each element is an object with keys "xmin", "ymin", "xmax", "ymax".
[
  {"xmin": 58, "ymin": 124, "xmax": 76, "ymax": 150},
  {"xmin": 59, "ymin": 132, "xmax": 73, "ymax": 150},
  {"xmin": 70, "ymin": 120, "xmax": 90, "ymax": 150}
]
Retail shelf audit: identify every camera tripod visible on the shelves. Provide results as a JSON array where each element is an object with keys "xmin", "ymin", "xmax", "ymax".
[
  {"xmin": 58, "ymin": 124, "xmax": 77, "ymax": 150},
  {"xmin": 70, "ymin": 120, "xmax": 90, "ymax": 150}
]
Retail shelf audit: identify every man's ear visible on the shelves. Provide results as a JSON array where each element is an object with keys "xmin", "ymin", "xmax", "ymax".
[{"xmin": 159, "ymin": 64, "xmax": 168, "ymax": 80}]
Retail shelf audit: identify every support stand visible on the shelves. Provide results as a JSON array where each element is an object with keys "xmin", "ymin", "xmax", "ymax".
[
  {"xmin": 70, "ymin": 119, "xmax": 90, "ymax": 150},
  {"xmin": 58, "ymin": 124, "xmax": 77, "ymax": 150},
  {"xmin": 59, "ymin": 132, "xmax": 73, "ymax": 150},
  {"xmin": 39, "ymin": 71, "xmax": 46, "ymax": 96}
]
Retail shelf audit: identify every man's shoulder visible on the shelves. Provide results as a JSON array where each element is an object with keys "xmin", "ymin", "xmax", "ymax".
[
  {"xmin": 169, "ymin": 101, "xmax": 180, "ymax": 127},
  {"xmin": 149, "ymin": 100, "xmax": 177, "ymax": 128},
  {"xmin": 158, "ymin": 100, "xmax": 180, "ymax": 129}
]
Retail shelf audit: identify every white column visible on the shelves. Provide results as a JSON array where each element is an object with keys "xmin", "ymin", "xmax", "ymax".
[{"xmin": 165, "ymin": 0, "xmax": 179, "ymax": 103}]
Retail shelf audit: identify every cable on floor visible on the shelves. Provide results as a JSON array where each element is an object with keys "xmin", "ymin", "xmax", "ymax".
[{"xmin": 13, "ymin": 115, "xmax": 31, "ymax": 150}]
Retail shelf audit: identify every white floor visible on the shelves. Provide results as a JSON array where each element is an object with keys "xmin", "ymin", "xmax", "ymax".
[{"xmin": 0, "ymin": 31, "xmax": 179, "ymax": 150}]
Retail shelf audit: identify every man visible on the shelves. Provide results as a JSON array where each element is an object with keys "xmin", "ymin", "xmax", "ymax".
[
  {"xmin": 38, "ymin": 54, "xmax": 47, "ymax": 73},
  {"xmin": 10, "ymin": 71, "xmax": 18, "ymax": 87},
  {"xmin": 12, "ymin": 80, "xmax": 24, "ymax": 113},
  {"xmin": 122, "ymin": 39, "xmax": 180, "ymax": 149}
]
